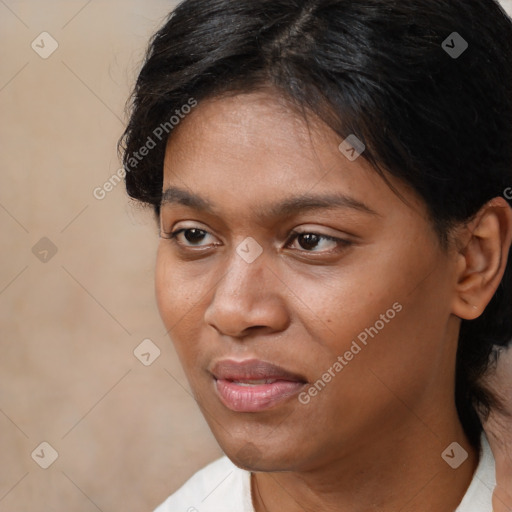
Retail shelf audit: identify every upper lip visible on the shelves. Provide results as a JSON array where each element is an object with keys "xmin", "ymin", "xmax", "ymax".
[{"xmin": 211, "ymin": 359, "xmax": 307, "ymax": 382}]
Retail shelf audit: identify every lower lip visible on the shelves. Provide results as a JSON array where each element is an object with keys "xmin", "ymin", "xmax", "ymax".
[{"xmin": 214, "ymin": 378, "xmax": 306, "ymax": 412}]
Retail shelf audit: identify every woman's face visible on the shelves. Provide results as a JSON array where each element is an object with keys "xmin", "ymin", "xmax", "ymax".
[{"xmin": 155, "ymin": 90, "xmax": 461, "ymax": 472}]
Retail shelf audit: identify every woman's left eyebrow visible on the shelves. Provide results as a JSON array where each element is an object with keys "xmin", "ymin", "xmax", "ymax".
[
  {"xmin": 161, "ymin": 186, "xmax": 380, "ymax": 219},
  {"xmin": 259, "ymin": 193, "xmax": 380, "ymax": 219}
]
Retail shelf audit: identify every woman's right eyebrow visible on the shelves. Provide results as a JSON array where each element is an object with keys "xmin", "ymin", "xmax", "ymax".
[{"xmin": 160, "ymin": 186, "xmax": 380, "ymax": 220}]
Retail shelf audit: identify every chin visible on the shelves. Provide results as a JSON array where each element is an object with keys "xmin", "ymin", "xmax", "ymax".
[{"xmin": 222, "ymin": 439, "xmax": 300, "ymax": 472}]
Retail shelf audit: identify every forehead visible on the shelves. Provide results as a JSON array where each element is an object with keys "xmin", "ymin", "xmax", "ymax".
[
  {"xmin": 165, "ymin": 90, "xmax": 327, "ymax": 170},
  {"xmin": 161, "ymin": 90, "xmax": 425, "ymax": 224},
  {"xmin": 164, "ymin": 90, "xmax": 371, "ymax": 187}
]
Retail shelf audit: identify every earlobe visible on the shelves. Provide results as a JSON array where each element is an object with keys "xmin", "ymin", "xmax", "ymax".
[{"xmin": 452, "ymin": 197, "xmax": 512, "ymax": 321}]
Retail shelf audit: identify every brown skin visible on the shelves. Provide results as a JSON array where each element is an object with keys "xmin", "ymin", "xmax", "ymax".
[{"xmin": 155, "ymin": 90, "xmax": 512, "ymax": 512}]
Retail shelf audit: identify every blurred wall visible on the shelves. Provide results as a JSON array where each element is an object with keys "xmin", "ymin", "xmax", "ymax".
[
  {"xmin": 0, "ymin": 1, "xmax": 511, "ymax": 511},
  {"xmin": 0, "ymin": 2, "xmax": 223, "ymax": 511}
]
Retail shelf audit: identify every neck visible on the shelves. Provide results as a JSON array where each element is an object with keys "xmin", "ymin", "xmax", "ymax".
[{"xmin": 251, "ymin": 414, "xmax": 479, "ymax": 512}]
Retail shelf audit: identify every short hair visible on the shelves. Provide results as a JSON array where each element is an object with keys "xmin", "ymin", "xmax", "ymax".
[{"xmin": 119, "ymin": 0, "xmax": 512, "ymax": 449}]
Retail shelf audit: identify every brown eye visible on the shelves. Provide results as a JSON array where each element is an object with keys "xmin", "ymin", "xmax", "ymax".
[
  {"xmin": 161, "ymin": 227, "xmax": 216, "ymax": 247},
  {"xmin": 297, "ymin": 233, "xmax": 321, "ymax": 251},
  {"xmin": 287, "ymin": 231, "xmax": 343, "ymax": 253},
  {"xmin": 182, "ymin": 228, "xmax": 207, "ymax": 244}
]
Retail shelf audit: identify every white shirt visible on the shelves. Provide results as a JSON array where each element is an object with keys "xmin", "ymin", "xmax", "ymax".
[{"xmin": 154, "ymin": 434, "xmax": 495, "ymax": 512}]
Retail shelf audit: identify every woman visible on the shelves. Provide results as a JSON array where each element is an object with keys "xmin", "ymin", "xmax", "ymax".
[{"xmin": 119, "ymin": 0, "xmax": 512, "ymax": 510}]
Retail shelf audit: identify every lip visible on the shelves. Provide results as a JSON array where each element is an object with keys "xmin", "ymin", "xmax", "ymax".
[
  {"xmin": 211, "ymin": 359, "xmax": 308, "ymax": 412},
  {"xmin": 211, "ymin": 359, "xmax": 307, "ymax": 382}
]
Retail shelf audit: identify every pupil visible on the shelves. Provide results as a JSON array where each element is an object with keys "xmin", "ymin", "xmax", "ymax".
[
  {"xmin": 299, "ymin": 233, "xmax": 319, "ymax": 250},
  {"xmin": 185, "ymin": 229, "xmax": 205, "ymax": 243}
]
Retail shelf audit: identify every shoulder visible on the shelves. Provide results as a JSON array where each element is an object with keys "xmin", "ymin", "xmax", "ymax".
[{"xmin": 153, "ymin": 456, "xmax": 254, "ymax": 512}]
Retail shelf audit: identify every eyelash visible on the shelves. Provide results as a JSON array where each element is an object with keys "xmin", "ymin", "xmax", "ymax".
[{"xmin": 160, "ymin": 227, "xmax": 351, "ymax": 254}]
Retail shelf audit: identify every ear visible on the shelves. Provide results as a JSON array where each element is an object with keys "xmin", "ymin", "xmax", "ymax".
[{"xmin": 452, "ymin": 197, "xmax": 512, "ymax": 320}]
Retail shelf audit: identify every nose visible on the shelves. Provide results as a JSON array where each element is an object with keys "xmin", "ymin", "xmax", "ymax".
[{"xmin": 203, "ymin": 249, "xmax": 290, "ymax": 338}]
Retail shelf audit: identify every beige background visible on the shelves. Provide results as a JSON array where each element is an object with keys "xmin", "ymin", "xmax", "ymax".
[{"xmin": 1, "ymin": 1, "xmax": 511, "ymax": 511}]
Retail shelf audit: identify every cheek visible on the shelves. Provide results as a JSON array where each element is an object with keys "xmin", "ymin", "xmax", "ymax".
[
  {"xmin": 154, "ymin": 247, "xmax": 205, "ymax": 364},
  {"xmin": 155, "ymin": 245, "xmax": 206, "ymax": 321},
  {"xmin": 321, "ymin": 272, "xmax": 452, "ymax": 410},
  {"xmin": 289, "ymin": 239, "xmax": 451, "ymax": 381},
  {"xmin": 276, "ymin": 252, "xmax": 403, "ymax": 357},
  {"xmin": 155, "ymin": 252, "xmax": 179, "ymax": 322},
  {"xmin": 154, "ymin": 259, "xmax": 202, "ymax": 391}
]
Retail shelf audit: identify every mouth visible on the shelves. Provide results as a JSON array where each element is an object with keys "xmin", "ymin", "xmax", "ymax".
[{"xmin": 210, "ymin": 359, "xmax": 308, "ymax": 412}]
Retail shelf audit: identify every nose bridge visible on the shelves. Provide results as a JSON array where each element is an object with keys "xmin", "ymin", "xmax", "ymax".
[
  {"xmin": 204, "ymin": 243, "xmax": 288, "ymax": 336},
  {"xmin": 215, "ymin": 246, "xmax": 266, "ymax": 303}
]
